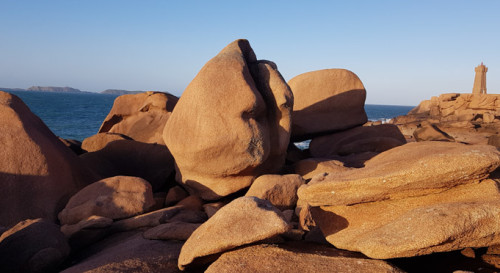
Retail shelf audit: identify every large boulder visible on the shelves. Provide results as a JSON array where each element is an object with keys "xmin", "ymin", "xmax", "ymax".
[
  {"xmin": 163, "ymin": 39, "xmax": 293, "ymax": 200},
  {"xmin": 0, "ymin": 218, "xmax": 70, "ymax": 273},
  {"xmin": 288, "ymin": 69, "xmax": 367, "ymax": 141},
  {"xmin": 178, "ymin": 196, "xmax": 290, "ymax": 270},
  {"xmin": 98, "ymin": 91, "xmax": 178, "ymax": 145},
  {"xmin": 0, "ymin": 91, "xmax": 95, "ymax": 227},
  {"xmin": 298, "ymin": 142, "xmax": 500, "ymax": 206},
  {"xmin": 309, "ymin": 124, "xmax": 406, "ymax": 158},
  {"xmin": 205, "ymin": 242, "xmax": 403, "ymax": 273},
  {"xmin": 80, "ymin": 139, "xmax": 175, "ymax": 191},
  {"xmin": 311, "ymin": 179, "xmax": 500, "ymax": 259},
  {"xmin": 58, "ymin": 176, "xmax": 155, "ymax": 225}
]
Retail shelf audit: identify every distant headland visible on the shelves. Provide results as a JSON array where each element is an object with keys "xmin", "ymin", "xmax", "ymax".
[{"xmin": 0, "ymin": 86, "xmax": 152, "ymax": 95}]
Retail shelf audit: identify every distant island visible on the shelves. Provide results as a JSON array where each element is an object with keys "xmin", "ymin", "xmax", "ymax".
[
  {"xmin": 100, "ymin": 89, "xmax": 144, "ymax": 95},
  {"xmin": 0, "ymin": 86, "xmax": 151, "ymax": 95},
  {"xmin": 27, "ymin": 86, "xmax": 88, "ymax": 93}
]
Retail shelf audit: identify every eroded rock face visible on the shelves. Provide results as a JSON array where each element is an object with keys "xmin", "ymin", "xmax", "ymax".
[
  {"xmin": 298, "ymin": 142, "xmax": 500, "ymax": 206},
  {"xmin": 312, "ymin": 180, "xmax": 500, "ymax": 259},
  {"xmin": 177, "ymin": 196, "xmax": 290, "ymax": 270},
  {"xmin": 163, "ymin": 39, "xmax": 293, "ymax": 200},
  {"xmin": 0, "ymin": 91, "xmax": 96, "ymax": 227},
  {"xmin": 99, "ymin": 91, "xmax": 178, "ymax": 145},
  {"xmin": 58, "ymin": 176, "xmax": 155, "ymax": 225},
  {"xmin": 206, "ymin": 242, "xmax": 403, "ymax": 273},
  {"xmin": 0, "ymin": 218, "xmax": 70, "ymax": 273},
  {"xmin": 288, "ymin": 69, "xmax": 367, "ymax": 141}
]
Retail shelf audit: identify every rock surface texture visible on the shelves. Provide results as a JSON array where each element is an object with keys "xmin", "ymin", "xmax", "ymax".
[
  {"xmin": 99, "ymin": 91, "xmax": 178, "ymax": 144},
  {"xmin": 177, "ymin": 196, "xmax": 290, "ymax": 270},
  {"xmin": 0, "ymin": 91, "xmax": 95, "ymax": 227},
  {"xmin": 288, "ymin": 69, "xmax": 367, "ymax": 141},
  {"xmin": 163, "ymin": 39, "xmax": 293, "ymax": 200}
]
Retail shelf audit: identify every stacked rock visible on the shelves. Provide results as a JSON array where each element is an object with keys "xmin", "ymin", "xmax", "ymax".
[{"xmin": 3, "ymin": 39, "xmax": 500, "ymax": 272}]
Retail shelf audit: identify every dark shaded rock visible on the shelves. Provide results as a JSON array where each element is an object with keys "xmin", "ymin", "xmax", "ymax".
[
  {"xmin": 0, "ymin": 218, "xmax": 70, "ymax": 273},
  {"xmin": 80, "ymin": 139, "xmax": 175, "ymax": 191}
]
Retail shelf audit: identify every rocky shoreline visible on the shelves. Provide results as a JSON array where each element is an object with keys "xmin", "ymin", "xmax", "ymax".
[{"xmin": 1, "ymin": 39, "xmax": 500, "ymax": 272}]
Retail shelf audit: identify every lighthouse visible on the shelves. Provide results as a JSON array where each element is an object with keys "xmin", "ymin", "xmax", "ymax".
[{"xmin": 472, "ymin": 62, "xmax": 488, "ymax": 94}]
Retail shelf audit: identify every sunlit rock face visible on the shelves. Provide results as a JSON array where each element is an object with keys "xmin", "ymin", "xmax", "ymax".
[
  {"xmin": 0, "ymin": 91, "xmax": 96, "ymax": 227},
  {"xmin": 163, "ymin": 39, "xmax": 293, "ymax": 200}
]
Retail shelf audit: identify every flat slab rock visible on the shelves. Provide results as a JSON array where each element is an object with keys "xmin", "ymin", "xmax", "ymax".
[
  {"xmin": 298, "ymin": 141, "xmax": 500, "ymax": 206},
  {"xmin": 61, "ymin": 231, "xmax": 187, "ymax": 273},
  {"xmin": 312, "ymin": 180, "xmax": 500, "ymax": 259},
  {"xmin": 205, "ymin": 242, "xmax": 403, "ymax": 273},
  {"xmin": 178, "ymin": 196, "xmax": 290, "ymax": 270}
]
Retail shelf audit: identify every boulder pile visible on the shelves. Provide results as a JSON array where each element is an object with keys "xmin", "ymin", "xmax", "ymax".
[
  {"xmin": 390, "ymin": 93, "xmax": 500, "ymax": 145},
  {"xmin": 2, "ymin": 39, "xmax": 500, "ymax": 272}
]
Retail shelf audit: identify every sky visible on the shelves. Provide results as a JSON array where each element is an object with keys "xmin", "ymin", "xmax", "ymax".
[{"xmin": 1, "ymin": 1, "xmax": 499, "ymax": 106}]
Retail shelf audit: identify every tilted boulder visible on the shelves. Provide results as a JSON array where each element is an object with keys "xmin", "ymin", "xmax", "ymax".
[
  {"xmin": 163, "ymin": 39, "xmax": 293, "ymax": 200},
  {"xmin": 288, "ymin": 69, "xmax": 367, "ymax": 141},
  {"xmin": 58, "ymin": 176, "xmax": 155, "ymax": 225},
  {"xmin": 0, "ymin": 91, "xmax": 96, "ymax": 227},
  {"xmin": 178, "ymin": 196, "xmax": 290, "ymax": 270},
  {"xmin": 99, "ymin": 91, "xmax": 178, "ymax": 144}
]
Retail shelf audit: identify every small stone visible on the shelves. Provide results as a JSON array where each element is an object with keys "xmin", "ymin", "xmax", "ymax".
[
  {"xmin": 245, "ymin": 174, "xmax": 305, "ymax": 210},
  {"xmin": 203, "ymin": 202, "xmax": 226, "ymax": 218},
  {"xmin": 165, "ymin": 186, "xmax": 189, "ymax": 207}
]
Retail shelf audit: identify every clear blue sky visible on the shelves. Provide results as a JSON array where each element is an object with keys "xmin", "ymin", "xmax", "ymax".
[{"xmin": 1, "ymin": 1, "xmax": 499, "ymax": 105}]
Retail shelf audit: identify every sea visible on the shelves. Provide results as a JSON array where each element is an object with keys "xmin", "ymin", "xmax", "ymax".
[{"xmin": 5, "ymin": 90, "xmax": 415, "ymax": 142}]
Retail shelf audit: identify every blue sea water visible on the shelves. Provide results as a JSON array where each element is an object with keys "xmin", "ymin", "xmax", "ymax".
[
  {"xmin": 7, "ymin": 91, "xmax": 119, "ymax": 141},
  {"xmin": 5, "ymin": 90, "xmax": 415, "ymax": 141}
]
